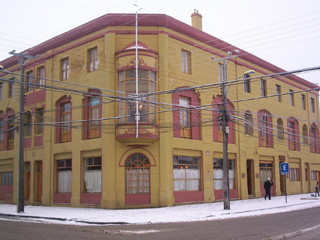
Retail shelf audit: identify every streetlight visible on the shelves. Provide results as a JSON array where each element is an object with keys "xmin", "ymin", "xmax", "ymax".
[{"xmin": 213, "ymin": 52, "xmax": 255, "ymax": 210}]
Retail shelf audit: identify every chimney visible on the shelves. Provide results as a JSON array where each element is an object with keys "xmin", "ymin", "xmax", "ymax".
[{"xmin": 191, "ymin": 9, "xmax": 202, "ymax": 31}]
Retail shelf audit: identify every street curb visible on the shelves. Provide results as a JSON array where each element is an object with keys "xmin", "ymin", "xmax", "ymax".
[{"xmin": 0, "ymin": 213, "xmax": 129, "ymax": 225}]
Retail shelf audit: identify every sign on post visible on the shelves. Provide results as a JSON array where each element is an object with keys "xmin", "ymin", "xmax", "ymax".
[
  {"xmin": 280, "ymin": 162, "xmax": 289, "ymax": 203},
  {"xmin": 280, "ymin": 163, "xmax": 289, "ymax": 175}
]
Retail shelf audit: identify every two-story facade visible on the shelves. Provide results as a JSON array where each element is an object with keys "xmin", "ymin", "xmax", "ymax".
[{"xmin": 0, "ymin": 12, "xmax": 319, "ymax": 209}]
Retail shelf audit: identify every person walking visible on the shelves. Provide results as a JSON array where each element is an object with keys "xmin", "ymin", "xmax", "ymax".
[
  {"xmin": 264, "ymin": 178, "xmax": 273, "ymax": 200},
  {"xmin": 316, "ymin": 181, "xmax": 320, "ymax": 197}
]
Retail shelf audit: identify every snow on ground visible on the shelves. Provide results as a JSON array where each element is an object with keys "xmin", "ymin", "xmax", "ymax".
[{"xmin": 0, "ymin": 194, "xmax": 319, "ymax": 225}]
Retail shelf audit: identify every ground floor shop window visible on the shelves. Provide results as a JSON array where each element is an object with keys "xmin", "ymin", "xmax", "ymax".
[
  {"xmin": 311, "ymin": 171, "xmax": 318, "ymax": 181},
  {"xmin": 83, "ymin": 157, "xmax": 101, "ymax": 193},
  {"xmin": 173, "ymin": 156, "xmax": 200, "ymax": 191},
  {"xmin": 0, "ymin": 172, "xmax": 13, "ymax": 185},
  {"xmin": 213, "ymin": 158, "xmax": 235, "ymax": 190},
  {"xmin": 259, "ymin": 162, "xmax": 273, "ymax": 182},
  {"xmin": 56, "ymin": 159, "xmax": 72, "ymax": 193},
  {"xmin": 289, "ymin": 168, "xmax": 301, "ymax": 181}
]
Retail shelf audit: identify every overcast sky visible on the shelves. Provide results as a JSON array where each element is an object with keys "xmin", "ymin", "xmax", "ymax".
[{"xmin": 1, "ymin": 0, "xmax": 320, "ymax": 85}]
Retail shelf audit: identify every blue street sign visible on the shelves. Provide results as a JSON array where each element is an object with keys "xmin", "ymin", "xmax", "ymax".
[{"xmin": 280, "ymin": 163, "xmax": 289, "ymax": 175}]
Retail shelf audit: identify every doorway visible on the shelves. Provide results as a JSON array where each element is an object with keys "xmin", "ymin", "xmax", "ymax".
[
  {"xmin": 34, "ymin": 161, "xmax": 43, "ymax": 203},
  {"xmin": 246, "ymin": 159, "xmax": 254, "ymax": 196}
]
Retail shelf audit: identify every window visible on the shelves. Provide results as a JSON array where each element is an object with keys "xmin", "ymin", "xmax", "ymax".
[
  {"xmin": 24, "ymin": 111, "xmax": 32, "ymax": 137},
  {"xmin": 25, "ymin": 71, "xmax": 34, "ymax": 92},
  {"xmin": 261, "ymin": 79, "xmax": 267, "ymax": 97},
  {"xmin": 61, "ymin": 58, "xmax": 70, "ymax": 80},
  {"xmin": 118, "ymin": 69, "xmax": 156, "ymax": 124},
  {"xmin": 289, "ymin": 90, "xmax": 295, "ymax": 106},
  {"xmin": 84, "ymin": 92, "xmax": 101, "ymax": 139},
  {"xmin": 173, "ymin": 155, "xmax": 200, "ymax": 191},
  {"xmin": 301, "ymin": 94, "xmax": 306, "ymax": 110},
  {"xmin": 277, "ymin": 118, "xmax": 284, "ymax": 140},
  {"xmin": 179, "ymin": 97, "xmax": 191, "ymax": 138},
  {"xmin": 310, "ymin": 123, "xmax": 319, "ymax": 153},
  {"xmin": 34, "ymin": 107, "xmax": 44, "ymax": 135},
  {"xmin": 83, "ymin": 157, "xmax": 101, "ymax": 193},
  {"xmin": 302, "ymin": 124, "xmax": 308, "ymax": 144},
  {"xmin": 125, "ymin": 154, "xmax": 150, "ymax": 194},
  {"xmin": 0, "ymin": 82, "xmax": 3, "ymax": 100},
  {"xmin": 212, "ymin": 96, "xmax": 235, "ymax": 143},
  {"xmin": 8, "ymin": 79, "xmax": 14, "ymax": 98},
  {"xmin": 259, "ymin": 162, "xmax": 273, "ymax": 183},
  {"xmin": 36, "ymin": 66, "xmax": 46, "ymax": 87},
  {"xmin": 56, "ymin": 159, "xmax": 72, "ymax": 193},
  {"xmin": 258, "ymin": 110, "xmax": 273, "ymax": 148},
  {"xmin": 0, "ymin": 172, "xmax": 13, "ymax": 185},
  {"xmin": 289, "ymin": 168, "xmax": 301, "ymax": 181},
  {"xmin": 276, "ymin": 84, "xmax": 282, "ymax": 102},
  {"xmin": 218, "ymin": 63, "xmax": 225, "ymax": 83},
  {"xmin": 311, "ymin": 97, "xmax": 315, "ymax": 113},
  {"xmin": 311, "ymin": 171, "xmax": 318, "ymax": 181},
  {"xmin": 0, "ymin": 119, "xmax": 3, "ymax": 150},
  {"xmin": 181, "ymin": 49, "xmax": 191, "ymax": 74},
  {"xmin": 288, "ymin": 118, "xmax": 299, "ymax": 151},
  {"xmin": 244, "ymin": 111, "xmax": 253, "ymax": 135},
  {"xmin": 56, "ymin": 97, "xmax": 72, "ymax": 143},
  {"xmin": 7, "ymin": 116, "xmax": 15, "ymax": 150},
  {"xmin": 244, "ymin": 74, "xmax": 251, "ymax": 93},
  {"xmin": 213, "ymin": 158, "xmax": 235, "ymax": 190},
  {"xmin": 88, "ymin": 47, "xmax": 99, "ymax": 72}
]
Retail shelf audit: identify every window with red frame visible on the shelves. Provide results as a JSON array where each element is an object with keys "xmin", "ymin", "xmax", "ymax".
[
  {"xmin": 56, "ymin": 97, "xmax": 72, "ymax": 143},
  {"xmin": 258, "ymin": 110, "xmax": 273, "ymax": 148},
  {"xmin": 172, "ymin": 89, "xmax": 201, "ymax": 140},
  {"xmin": 288, "ymin": 118, "xmax": 300, "ymax": 151},
  {"xmin": 310, "ymin": 124, "xmax": 319, "ymax": 153}
]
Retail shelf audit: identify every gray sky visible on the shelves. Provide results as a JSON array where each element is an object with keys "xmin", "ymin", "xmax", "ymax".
[{"xmin": 1, "ymin": 0, "xmax": 320, "ymax": 85}]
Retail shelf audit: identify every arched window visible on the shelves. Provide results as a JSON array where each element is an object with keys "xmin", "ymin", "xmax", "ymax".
[
  {"xmin": 310, "ymin": 123, "xmax": 319, "ymax": 153},
  {"xmin": 287, "ymin": 117, "xmax": 300, "ymax": 151},
  {"xmin": 258, "ymin": 110, "xmax": 273, "ymax": 148},
  {"xmin": 212, "ymin": 96, "xmax": 235, "ymax": 143},
  {"xmin": 83, "ymin": 90, "xmax": 102, "ymax": 139},
  {"xmin": 302, "ymin": 124, "xmax": 308, "ymax": 144},
  {"xmin": 244, "ymin": 111, "xmax": 253, "ymax": 135},
  {"xmin": 277, "ymin": 118, "xmax": 284, "ymax": 140},
  {"xmin": 125, "ymin": 153, "xmax": 150, "ymax": 194},
  {"xmin": 24, "ymin": 111, "xmax": 32, "ymax": 137},
  {"xmin": 56, "ymin": 96, "xmax": 72, "ymax": 143}
]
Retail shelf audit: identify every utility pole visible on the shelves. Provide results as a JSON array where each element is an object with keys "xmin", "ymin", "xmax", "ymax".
[
  {"xmin": 9, "ymin": 50, "xmax": 38, "ymax": 213},
  {"xmin": 213, "ymin": 50, "xmax": 239, "ymax": 210}
]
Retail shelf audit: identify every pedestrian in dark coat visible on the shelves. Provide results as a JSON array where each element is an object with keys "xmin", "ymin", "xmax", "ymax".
[
  {"xmin": 264, "ymin": 178, "xmax": 273, "ymax": 200},
  {"xmin": 316, "ymin": 181, "xmax": 320, "ymax": 197}
]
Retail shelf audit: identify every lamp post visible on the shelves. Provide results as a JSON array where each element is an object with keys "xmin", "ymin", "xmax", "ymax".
[{"xmin": 213, "ymin": 51, "xmax": 254, "ymax": 210}]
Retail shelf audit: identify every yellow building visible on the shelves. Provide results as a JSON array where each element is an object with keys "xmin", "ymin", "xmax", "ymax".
[{"xmin": 0, "ymin": 12, "xmax": 319, "ymax": 209}]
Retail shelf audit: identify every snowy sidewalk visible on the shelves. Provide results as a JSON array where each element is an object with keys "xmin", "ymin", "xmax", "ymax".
[{"xmin": 0, "ymin": 194, "xmax": 319, "ymax": 225}]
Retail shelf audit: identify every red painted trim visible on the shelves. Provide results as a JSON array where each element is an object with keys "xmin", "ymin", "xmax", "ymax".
[
  {"xmin": 33, "ymin": 135, "xmax": 43, "ymax": 147},
  {"xmin": 24, "ymin": 137, "xmax": 32, "ymax": 148},
  {"xmin": 80, "ymin": 193, "xmax": 101, "ymax": 205},
  {"xmin": 174, "ymin": 191, "xmax": 204, "ymax": 203},
  {"xmin": 0, "ymin": 185, "xmax": 13, "ymax": 201},
  {"xmin": 125, "ymin": 194, "xmax": 151, "ymax": 205},
  {"xmin": 214, "ymin": 189, "xmax": 238, "ymax": 200},
  {"xmin": 53, "ymin": 193, "xmax": 71, "ymax": 204},
  {"xmin": 25, "ymin": 90, "xmax": 46, "ymax": 106},
  {"xmin": 172, "ymin": 87, "xmax": 201, "ymax": 139}
]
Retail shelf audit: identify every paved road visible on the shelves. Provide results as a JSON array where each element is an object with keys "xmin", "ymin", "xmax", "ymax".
[{"xmin": 1, "ymin": 207, "xmax": 320, "ymax": 240}]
